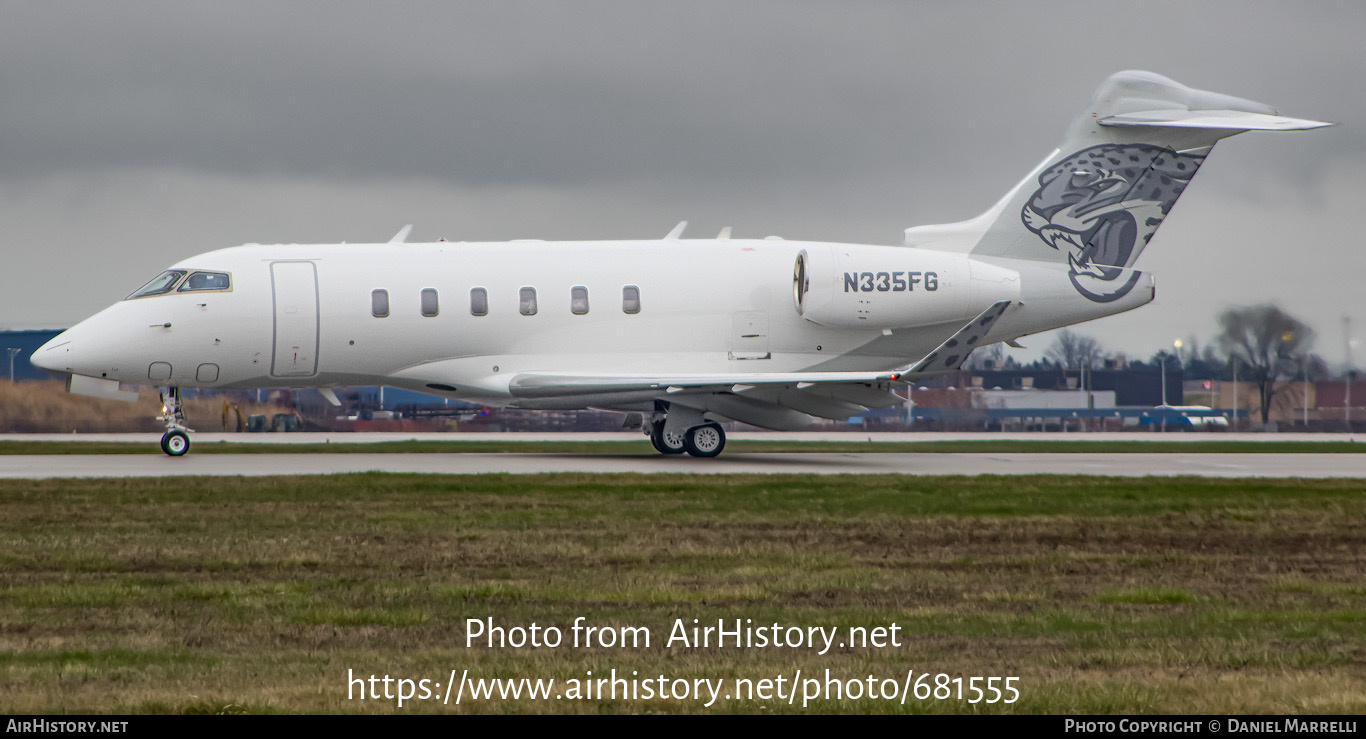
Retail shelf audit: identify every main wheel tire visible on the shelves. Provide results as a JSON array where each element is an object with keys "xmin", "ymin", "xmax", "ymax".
[
  {"xmin": 650, "ymin": 425, "xmax": 686, "ymax": 455},
  {"xmin": 160, "ymin": 430, "xmax": 190, "ymax": 457},
  {"xmin": 683, "ymin": 423, "xmax": 726, "ymax": 458}
]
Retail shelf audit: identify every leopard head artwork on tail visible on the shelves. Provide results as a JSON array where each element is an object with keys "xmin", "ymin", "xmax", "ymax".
[{"xmin": 1021, "ymin": 144, "xmax": 1204, "ymax": 302}]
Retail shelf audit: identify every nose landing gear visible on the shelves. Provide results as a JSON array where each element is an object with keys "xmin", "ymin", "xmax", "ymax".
[
  {"xmin": 645, "ymin": 402, "xmax": 726, "ymax": 458},
  {"xmin": 158, "ymin": 387, "xmax": 193, "ymax": 457},
  {"xmin": 160, "ymin": 429, "xmax": 190, "ymax": 456}
]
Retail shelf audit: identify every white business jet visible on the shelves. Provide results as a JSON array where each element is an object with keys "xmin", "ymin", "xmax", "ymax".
[{"xmin": 32, "ymin": 71, "xmax": 1328, "ymax": 457}]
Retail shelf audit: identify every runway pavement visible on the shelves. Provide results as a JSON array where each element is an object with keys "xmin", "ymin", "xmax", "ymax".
[
  {"xmin": 3, "ymin": 452, "xmax": 1365, "ymax": 478},
  {"xmin": 5, "ymin": 431, "xmax": 1363, "ymax": 444}
]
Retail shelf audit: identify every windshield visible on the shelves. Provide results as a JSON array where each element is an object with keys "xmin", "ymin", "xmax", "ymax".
[
  {"xmin": 127, "ymin": 270, "xmax": 187, "ymax": 299},
  {"xmin": 178, "ymin": 271, "xmax": 231, "ymax": 292}
]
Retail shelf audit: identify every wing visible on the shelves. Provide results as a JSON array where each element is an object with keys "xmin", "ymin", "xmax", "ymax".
[
  {"xmin": 506, "ymin": 301, "xmax": 1012, "ymax": 429},
  {"xmin": 898, "ymin": 300, "xmax": 1011, "ymax": 375}
]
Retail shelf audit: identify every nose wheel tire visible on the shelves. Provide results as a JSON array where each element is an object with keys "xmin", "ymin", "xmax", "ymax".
[
  {"xmin": 160, "ymin": 430, "xmax": 191, "ymax": 457},
  {"xmin": 650, "ymin": 425, "xmax": 687, "ymax": 455},
  {"xmin": 684, "ymin": 423, "xmax": 726, "ymax": 458}
]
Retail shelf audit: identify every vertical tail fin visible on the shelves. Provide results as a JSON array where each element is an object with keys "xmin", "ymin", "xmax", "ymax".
[{"xmin": 907, "ymin": 71, "xmax": 1329, "ymax": 303}]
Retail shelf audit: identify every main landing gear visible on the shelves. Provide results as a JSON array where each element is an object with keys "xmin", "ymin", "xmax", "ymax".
[
  {"xmin": 649, "ymin": 423, "xmax": 686, "ymax": 455},
  {"xmin": 158, "ymin": 387, "xmax": 193, "ymax": 457},
  {"xmin": 646, "ymin": 402, "xmax": 726, "ymax": 458},
  {"xmin": 682, "ymin": 422, "xmax": 725, "ymax": 458}
]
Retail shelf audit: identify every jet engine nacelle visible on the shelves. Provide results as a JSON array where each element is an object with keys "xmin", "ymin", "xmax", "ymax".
[{"xmin": 793, "ymin": 245, "xmax": 1019, "ymax": 330}]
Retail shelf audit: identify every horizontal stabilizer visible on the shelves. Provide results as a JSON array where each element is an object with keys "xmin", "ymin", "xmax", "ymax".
[
  {"xmin": 1099, "ymin": 109, "xmax": 1331, "ymax": 131},
  {"xmin": 929, "ymin": 71, "xmax": 1330, "ymax": 283}
]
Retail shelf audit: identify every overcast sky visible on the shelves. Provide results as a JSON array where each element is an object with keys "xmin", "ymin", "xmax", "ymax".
[{"xmin": 1, "ymin": 1, "xmax": 1361, "ymax": 366}]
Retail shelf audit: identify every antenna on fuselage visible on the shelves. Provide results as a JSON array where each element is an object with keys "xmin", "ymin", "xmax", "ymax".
[
  {"xmin": 388, "ymin": 224, "xmax": 414, "ymax": 244},
  {"xmin": 664, "ymin": 221, "xmax": 688, "ymax": 240}
]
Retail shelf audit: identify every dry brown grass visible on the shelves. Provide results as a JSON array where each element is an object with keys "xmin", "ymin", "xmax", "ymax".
[{"xmin": 0, "ymin": 379, "xmax": 291, "ymax": 433}]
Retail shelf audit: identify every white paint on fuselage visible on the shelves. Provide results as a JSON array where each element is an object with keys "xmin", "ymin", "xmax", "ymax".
[{"xmin": 34, "ymin": 238, "xmax": 1151, "ymax": 409}]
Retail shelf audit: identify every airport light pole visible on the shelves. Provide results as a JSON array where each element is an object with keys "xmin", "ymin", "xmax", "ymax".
[
  {"xmin": 905, "ymin": 385, "xmax": 913, "ymax": 429},
  {"xmin": 1345, "ymin": 316, "xmax": 1353, "ymax": 430},
  {"xmin": 1171, "ymin": 338, "xmax": 1182, "ymax": 405},
  {"xmin": 1159, "ymin": 352, "xmax": 1167, "ymax": 406},
  {"xmin": 6, "ymin": 348, "xmax": 19, "ymax": 383},
  {"xmin": 1158, "ymin": 350, "xmax": 1168, "ymax": 432},
  {"xmin": 1303, "ymin": 355, "xmax": 1310, "ymax": 429},
  {"xmin": 1232, "ymin": 360, "xmax": 1239, "ymax": 431}
]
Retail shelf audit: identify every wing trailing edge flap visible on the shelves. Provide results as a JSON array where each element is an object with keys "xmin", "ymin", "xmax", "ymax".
[
  {"xmin": 718, "ymin": 299, "xmax": 1014, "ymax": 418},
  {"xmin": 506, "ymin": 370, "xmax": 905, "ymax": 399},
  {"xmin": 729, "ymin": 386, "xmax": 872, "ymax": 420},
  {"xmin": 802, "ymin": 383, "xmax": 906, "ymax": 410},
  {"xmin": 677, "ymin": 393, "xmax": 814, "ymax": 431}
]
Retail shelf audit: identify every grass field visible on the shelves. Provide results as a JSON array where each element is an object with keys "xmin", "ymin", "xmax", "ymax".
[
  {"xmin": 1, "ymin": 473, "xmax": 1363, "ymax": 714},
  {"xmin": 2, "ymin": 439, "xmax": 1365, "ymax": 455}
]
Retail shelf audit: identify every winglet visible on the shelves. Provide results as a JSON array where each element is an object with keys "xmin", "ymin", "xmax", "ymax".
[
  {"xmin": 900, "ymin": 301, "xmax": 1013, "ymax": 377},
  {"xmin": 388, "ymin": 225, "xmax": 414, "ymax": 244},
  {"xmin": 664, "ymin": 221, "xmax": 688, "ymax": 240}
]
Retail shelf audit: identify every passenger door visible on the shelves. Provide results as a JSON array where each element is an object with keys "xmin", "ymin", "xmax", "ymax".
[{"xmin": 270, "ymin": 261, "xmax": 319, "ymax": 377}]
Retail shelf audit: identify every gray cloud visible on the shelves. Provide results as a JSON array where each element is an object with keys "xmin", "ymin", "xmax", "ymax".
[{"xmin": 1, "ymin": 1, "xmax": 1361, "ymax": 363}]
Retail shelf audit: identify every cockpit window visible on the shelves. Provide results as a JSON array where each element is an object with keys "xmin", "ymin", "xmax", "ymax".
[
  {"xmin": 177, "ymin": 271, "xmax": 231, "ymax": 292},
  {"xmin": 127, "ymin": 270, "xmax": 187, "ymax": 299}
]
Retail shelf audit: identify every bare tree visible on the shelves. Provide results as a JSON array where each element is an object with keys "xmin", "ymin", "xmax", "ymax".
[
  {"xmin": 1215, "ymin": 304, "xmax": 1317, "ymax": 424},
  {"xmin": 970, "ymin": 342, "xmax": 1007, "ymax": 371},
  {"xmin": 1044, "ymin": 329, "xmax": 1104, "ymax": 370}
]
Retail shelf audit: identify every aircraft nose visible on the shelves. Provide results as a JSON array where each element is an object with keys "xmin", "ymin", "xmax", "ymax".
[{"xmin": 30, "ymin": 331, "xmax": 74, "ymax": 374}]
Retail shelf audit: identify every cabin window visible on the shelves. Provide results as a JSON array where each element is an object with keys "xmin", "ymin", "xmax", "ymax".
[
  {"xmin": 420, "ymin": 288, "xmax": 439, "ymax": 317},
  {"xmin": 178, "ymin": 271, "xmax": 231, "ymax": 292},
  {"xmin": 570, "ymin": 286, "xmax": 589, "ymax": 315},
  {"xmin": 470, "ymin": 287, "xmax": 488, "ymax": 316},
  {"xmin": 622, "ymin": 285, "xmax": 641, "ymax": 314},
  {"xmin": 371, "ymin": 289, "xmax": 390, "ymax": 317},
  {"xmin": 519, "ymin": 287, "xmax": 537, "ymax": 316},
  {"xmin": 127, "ymin": 270, "xmax": 187, "ymax": 299}
]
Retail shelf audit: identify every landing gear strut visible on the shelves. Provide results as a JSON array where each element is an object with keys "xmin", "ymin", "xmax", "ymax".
[
  {"xmin": 645, "ymin": 402, "xmax": 726, "ymax": 458},
  {"xmin": 158, "ymin": 387, "xmax": 193, "ymax": 457}
]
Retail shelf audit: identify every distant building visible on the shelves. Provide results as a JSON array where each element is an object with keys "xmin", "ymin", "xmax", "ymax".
[
  {"xmin": 974, "ymin": 367, "xmax": 1180, "ymax": 406},
  {"xmin": 1206, "ymin": 379, "xmax": 1364, "ymax": 427},
  {"xmin": 0, "ymin": 329, "xmax": 64, "ymax": 381},
  {"xmin": 978, "ymin": 389, "xmax": 1117, "ymax": 410}
]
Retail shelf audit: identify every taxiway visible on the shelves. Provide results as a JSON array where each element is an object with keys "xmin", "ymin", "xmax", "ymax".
[{"xmin": 3, "ymin": 452, "xmax": 1364, "ymax": 479}]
